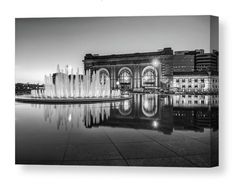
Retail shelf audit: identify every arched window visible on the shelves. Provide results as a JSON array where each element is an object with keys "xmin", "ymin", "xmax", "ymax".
[
  {"xmin": 142, "ymin": 69, "xmax": 155, "ymax": 86},
  {"xmin": 99, "ymin": 70, "xmax": 109, "ymax": 85},
  {"xmin": 119, "ymin": 69, "xmax": 132, "ymax": 84}
]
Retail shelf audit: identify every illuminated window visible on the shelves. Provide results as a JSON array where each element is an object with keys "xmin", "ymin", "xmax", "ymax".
[
  {"xmin": 119, "ymin": 69, "xmax": 132, "ymax": 84},
  {"xmin": 142, "ymin": 69, "xmax": 155, "ymax": 86}
]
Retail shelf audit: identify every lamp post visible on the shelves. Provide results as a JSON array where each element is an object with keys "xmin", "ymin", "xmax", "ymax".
[
  {"xmin": 116, "ymin": 81, "xmax": 120, "ymax": 89},
  {"xmin": 152, "ymin": 58, "xmax": 161, "ymax": 89}
]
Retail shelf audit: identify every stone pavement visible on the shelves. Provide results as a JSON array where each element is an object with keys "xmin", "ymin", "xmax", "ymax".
[{"xmin": 16, "ymin": 125, "xmax": 218, "ymax": 167}]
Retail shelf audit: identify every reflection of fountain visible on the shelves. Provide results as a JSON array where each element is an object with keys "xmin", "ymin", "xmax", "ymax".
[
  {"xmin": 31, "ymin": 65, "xmax": 121, "ymax": 98},
  {"xmin": 31, "ymin": 94, "xmax": 218, "ymax": 133},
  {"xmin": 40, "ymin": 103, "xmax": 110, "ymax": 130}
]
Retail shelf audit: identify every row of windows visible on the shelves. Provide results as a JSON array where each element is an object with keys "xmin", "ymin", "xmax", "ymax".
[
  {"xmin": 175, "ymin": 78, "xmax": 205, "ymax": 83},
  {"xmin": 212, "ymin": 85, "xmax": 218, "ymax": 89},
  {"xmin": 181, "ymin": 85, "xmax": 203, "ymax": 89},
  {"xmin": 173, "ymin": 66, "xmax": 194, "ymax": 68},
  {"xmin": 212, "ymin": 79, "xmax": 218, "ymax": 83},
  {"xmin": 181, "ymin": 95, "xmax": 205, "ymax": 98},
  {"xmin": 212, "ymin": 100, "xmax": 218, "ymax": 104},
  {"xmin": 176, "ymin": 100, "xmax": 205, "ymax": 104}
]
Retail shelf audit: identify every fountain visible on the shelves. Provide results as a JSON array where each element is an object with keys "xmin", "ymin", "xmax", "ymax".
[{"xmin": 16, "ymin": 65, "xmax": 131, "ymax": 104}]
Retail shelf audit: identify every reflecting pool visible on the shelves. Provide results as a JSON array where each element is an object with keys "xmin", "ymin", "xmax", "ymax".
[{"xmin": 15, "ymin": 94, "xmax": 218, "ymax": 167}]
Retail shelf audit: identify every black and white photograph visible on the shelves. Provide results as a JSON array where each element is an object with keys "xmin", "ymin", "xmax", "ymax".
[{"xmin": 15, "ymin": 15, "xmax": 219, "ymax": 167}]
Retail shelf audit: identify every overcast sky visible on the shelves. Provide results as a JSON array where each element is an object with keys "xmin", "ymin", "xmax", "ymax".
[{"xmin": 15, "ymin": 16, "xmax": 218, "ymax": 83}]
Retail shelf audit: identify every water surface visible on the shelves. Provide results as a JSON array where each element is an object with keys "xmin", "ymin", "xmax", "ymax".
[{"xmin": 15, "ymin": 94, "xmax": 218, "ymax": 166}]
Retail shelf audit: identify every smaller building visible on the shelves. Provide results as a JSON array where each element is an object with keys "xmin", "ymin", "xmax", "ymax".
[
  {"xmin": 174, "ymin": 49, "xmax": 204, "ymax": 55},
  {"xmin": 171, "ymin": 72, "xmax": 218, "ymax": 93},
  {"xmin": 195, "ymin": 52, "xmax": 218, "ymax": 72}
]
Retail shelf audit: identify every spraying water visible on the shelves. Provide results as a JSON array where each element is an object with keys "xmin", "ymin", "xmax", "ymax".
[{"xmin": 31, "ymin": 65, "xmax": 121, "ymax": 98}]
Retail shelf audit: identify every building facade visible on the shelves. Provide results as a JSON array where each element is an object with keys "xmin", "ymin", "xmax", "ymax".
[
  {"xmin": 195, "ymin": 51, "xmax": 218, "ymax": 72},
  {"xmin": 172, "ymin": 72, "xmax": 219, "ymax": 92},
  {"xmin": 83, "ymin": 47, "xmax": 218, "ymax": 92}
]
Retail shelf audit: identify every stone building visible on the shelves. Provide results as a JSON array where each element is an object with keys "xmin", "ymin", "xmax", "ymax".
[
  {"xmin": 83, "ymin": 47, "xmax": 218, "ymax": 92},
  {"xmin": 171, "ymin": 72, "xmax": 219, "ymax": 92}
]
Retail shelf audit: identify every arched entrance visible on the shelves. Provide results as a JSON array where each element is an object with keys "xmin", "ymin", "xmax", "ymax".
[
  {"xmin": 118, "ymin": 67, "xmax": 133, "ymax": 90},
  {"xmin": 141, "ymin": 66, "xmax": 158, "ymax": 88},
  {"xmin": 97, "ymin": 68, "xmax": 109, "ymax": 85}
]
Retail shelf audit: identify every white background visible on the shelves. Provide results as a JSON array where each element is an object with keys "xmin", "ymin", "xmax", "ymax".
[{"xmin": 0, "ymin": 0, "xmax": 235, "ymax": 183}]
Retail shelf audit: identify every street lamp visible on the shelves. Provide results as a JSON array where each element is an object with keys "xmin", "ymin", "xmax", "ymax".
[{"xmin": 152, "ymin": 58, "xmax": 161, "ymax": 88}]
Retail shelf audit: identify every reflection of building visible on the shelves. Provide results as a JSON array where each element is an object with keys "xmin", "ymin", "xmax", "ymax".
[
  {"xmin": 37, "ymin": 94, "xmax": 218, "ymax": 134},
  {"xmin": 83, "ymin": 47, "xmax": 218, "ymax": 92},
  {"xmin": 173, "ymin": 107, "xmax": 218, "ymax": 131},
  {"xmin": 172, "ymin": 95, "xmax": 218, "ymax": 107},
  {"xmin": 102, "ymin": 94, "xmax": 218, "ymax": 134}
]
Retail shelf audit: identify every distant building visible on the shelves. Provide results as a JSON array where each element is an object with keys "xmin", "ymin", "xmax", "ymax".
[
  {"xmin": 15, "ymin": 83, "xmax": 44, "ymax": 95},
  {"xmin": 174, "ymin": 49, "xmax": 204, "ymax": 55},
  {"xmin": 195, "ymin": 52, "xmax": 218, "ymax": 72}
]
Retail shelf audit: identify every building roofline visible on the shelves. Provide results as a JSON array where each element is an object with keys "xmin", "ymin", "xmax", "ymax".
[
  {"xmin": 84, "ymin": 47, "xmax": 174, "ymax": 60},
  {"xmin": 84, "ymin": 48, "xmax": 218, "ymax": 61}
]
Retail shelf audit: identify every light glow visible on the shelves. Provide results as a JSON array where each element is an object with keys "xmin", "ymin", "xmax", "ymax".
[
  {"xmin": 68, "ymin": 113, "xmax": 72, "ymax": 122},
  {"xmin": 152, "ymin": 59, "xmax": 160, "ymax": 67},
  {"xmin": 152, "ymin": 120, "xmax": 159, "ymax": 128}
]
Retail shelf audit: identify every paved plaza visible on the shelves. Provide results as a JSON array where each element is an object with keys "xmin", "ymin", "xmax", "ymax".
[{"xmin": 16, "ymin": 124, "xmax": 218, "ymax": 167}]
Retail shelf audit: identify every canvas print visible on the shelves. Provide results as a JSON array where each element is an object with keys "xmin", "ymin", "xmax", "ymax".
[{"xmin": 15, "ymin": 16, "xmax": 219, "ymax": 167}]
